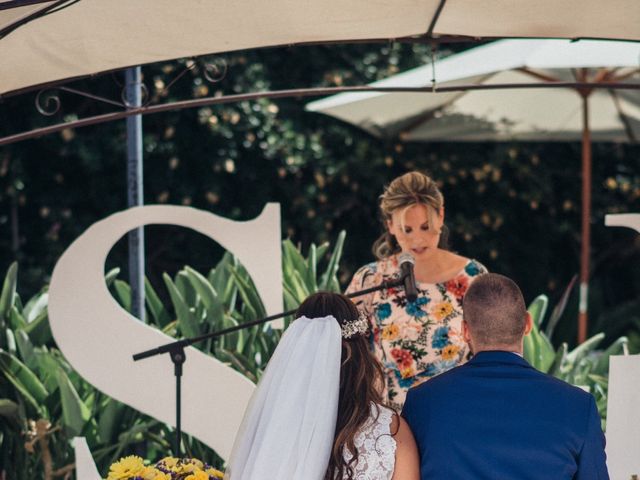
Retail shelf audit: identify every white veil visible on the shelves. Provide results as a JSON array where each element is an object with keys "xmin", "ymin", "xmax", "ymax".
[{"xmin": 225, "ymin": 315, "xmax": 342, "ymax": 480}]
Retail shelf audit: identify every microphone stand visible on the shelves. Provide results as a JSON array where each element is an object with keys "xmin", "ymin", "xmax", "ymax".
[{"xmin": 132, "ymin": 276, "xmax": 405, "ymax": 456}]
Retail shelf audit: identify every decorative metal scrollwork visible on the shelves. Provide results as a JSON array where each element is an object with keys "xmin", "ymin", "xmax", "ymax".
[
  {"xmin": 35, "ymin": 84, "xmax": 134, "ymax": 117},
  {"xmin": 32, "ymin": 54, "xmax": 229, "ymax": 119},
  {"xmin": 201, "ymin": 57, "xmax": 228, "ymax": 84},
  {"xmin": 35, "ymin": 89, "xmax": 61, "ymax": 116},
  {"xmin": 120, "ymin": 82, "xmax": 150, "ymax": 109}
]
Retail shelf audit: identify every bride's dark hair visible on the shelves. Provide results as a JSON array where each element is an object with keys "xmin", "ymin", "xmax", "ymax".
[{"xmin": 296, "ymin": 292, "xmax": 387, "ymax": 480}]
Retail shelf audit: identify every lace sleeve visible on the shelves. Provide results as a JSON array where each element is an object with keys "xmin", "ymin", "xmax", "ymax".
[{"xmin": 342, "ymin": 404, "xmax": 397, "ymax": 480}]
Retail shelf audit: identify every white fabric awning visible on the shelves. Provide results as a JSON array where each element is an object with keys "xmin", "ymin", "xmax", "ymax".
[
  {"xmin": 1, "ymin": 0, "xmax": 639, "ymax": 97},
  {"xmin": 306, "ymin": 39, "xmax": 640, "ymax": 142}
]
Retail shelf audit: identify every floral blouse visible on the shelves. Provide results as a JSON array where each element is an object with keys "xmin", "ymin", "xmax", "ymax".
[{"xmin": 346, "ymin": 255, "xmax": 487, "ymax": 409}]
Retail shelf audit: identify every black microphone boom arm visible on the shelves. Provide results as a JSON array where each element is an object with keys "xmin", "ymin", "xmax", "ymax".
[{"xmin": 131, "ymin": 275, "xmax": 406, "ymax": 456}]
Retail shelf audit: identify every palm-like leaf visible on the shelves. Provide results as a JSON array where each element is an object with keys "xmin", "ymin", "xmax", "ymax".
[
  {"xmin": 0, "ymin": 349, "xmax": 49, "ymax": 415},
  {"xmin": 0, "ymin": 262, "xmax": 18, "ymax": 323}
]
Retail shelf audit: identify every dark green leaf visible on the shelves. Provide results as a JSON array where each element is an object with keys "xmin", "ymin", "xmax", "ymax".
[
  {"xmin": 22, "ymin": 289, "xmax": 48, "ymax": 323},
  {"xmin": 145, "ymin": 277, "xmax": 171, "ymax": 328},
  {"xmin": 105, "ymin": 268, "xmax": 121, "ymax": 288},
  {"xmin": 113, "ymin": 280, "xmax": 132, "ymax": 313},
  {"xmin": 23, "ymin": 309, "xmax": 52, "ymax": 346},
  {"xmin": 319, "ymin": 230, "xmax": 345, "ymax": 291},
  {"xmin": 0, "ymin": 349, "xmax": 48, "ymax": 414},
  {"xmin": 0, "ymin": 263, "xmax": 18, "ymax": 322},
  {"xmin": 163, "ymin": 273, "xmax": 200, "ymax": 337},
  {"xmin": 56, "ymin": 366, "xmax": 91, "ymax": 437}
]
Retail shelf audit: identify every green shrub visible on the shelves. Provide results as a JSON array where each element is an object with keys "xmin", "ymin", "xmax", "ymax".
[
  {"xmin": 0, "ymin": 233, "xmax": 344, "ymax": 478},
  {"xmin": 523, "ymin": 289, "xmax": 628, "ymax": 429}
]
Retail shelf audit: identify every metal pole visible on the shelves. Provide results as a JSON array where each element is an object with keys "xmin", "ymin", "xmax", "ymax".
[
  {"xmin": 172, "ymin": 348, "xmax": 185, "ymax": 456},
  {"xmin": 578, "ymin": 93, "xmax": 591, "ymax": 344},
  {"xmin": 125, "ymin": 67, "xmax": 145, "ymax": 322},
  {"xmin": 3, "ymin": 82, "xmax": 640, "ymax": 147}
]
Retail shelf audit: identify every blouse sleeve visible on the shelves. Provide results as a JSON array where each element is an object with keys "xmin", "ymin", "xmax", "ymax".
[{"xmin": 465, "ymin": 259, "xmax": 489, "ymax": 279}]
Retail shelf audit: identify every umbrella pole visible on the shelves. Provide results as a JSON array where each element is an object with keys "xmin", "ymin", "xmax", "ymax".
[{"xmin": 578, "ymin": 93, "xmax": 591, "ymax": 344}]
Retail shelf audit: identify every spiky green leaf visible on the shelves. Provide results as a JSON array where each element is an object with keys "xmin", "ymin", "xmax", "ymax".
[
  {"xmin": 163, "ymin": 273, "xmax": 199, "ymax": 337},
  {"xmin": 145, "ymin": 277, "xmax": 171, "ymax": 328},
  {"xmin": 113, "ymin": 280, "xmax": 132, "ymax": 313},
  {"xmin": 0, "ymin": 263, "xmax": 18, "ymax": 322},
  {"xmin": 0, "ymin": 349, "xmax": 48, "ymax": 414},
  {"xmin": 319, "ymin": 231, "xmax": 345, "ymax": 291},
  {"xmin": 56, "ymin": 366, "xmax": 91, "ymax": 437}
]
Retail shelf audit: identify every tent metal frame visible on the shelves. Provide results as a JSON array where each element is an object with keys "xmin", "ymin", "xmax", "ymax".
[
  {"xmin": 1, "ymin": 80, "xmax": 638, "ymax": 147},
  {"xmin": 0, "ymin": 0, "xmax": 78, "ymax": 39}
]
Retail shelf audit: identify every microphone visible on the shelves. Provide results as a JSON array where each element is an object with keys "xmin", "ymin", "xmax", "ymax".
[{"xmin": 398, "ymin": 252, "xmax": 418, "ymax": 303}]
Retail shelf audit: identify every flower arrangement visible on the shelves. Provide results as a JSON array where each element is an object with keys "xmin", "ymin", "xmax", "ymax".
[{"xmin": 105, "ymin": 455, "xmax": 224, "ymax": 480}]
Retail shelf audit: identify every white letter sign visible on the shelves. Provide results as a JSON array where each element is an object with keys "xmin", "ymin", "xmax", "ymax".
[
  {"xmin": 49, "ymin": 204, "xmax": 282, "ymax": 462},
  {"xmin": 605, "ymin": 212, "xmax": 640, "ymax": 478},
  {"xmin": 605, "ymin": 213, "xmax": 640, "ymax": 234}
]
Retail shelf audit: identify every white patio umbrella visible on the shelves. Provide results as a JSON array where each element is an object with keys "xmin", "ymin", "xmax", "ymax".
[
  {"xmin": 307, "ymin": 39, "xmax": 640, "ymax": 342},
  {"xmin": 1, "ymin": 0, "xmax": 639, "ymax": 97}
]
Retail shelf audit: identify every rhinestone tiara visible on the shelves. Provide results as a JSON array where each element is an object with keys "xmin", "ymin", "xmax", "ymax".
[{"xmin": 341, "ymin": 312, "xmax": 369, "ymax": 339}]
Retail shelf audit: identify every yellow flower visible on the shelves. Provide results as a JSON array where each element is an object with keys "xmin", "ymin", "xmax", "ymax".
[
  {"xmin": 184, "ymin": 458, "xmax": 204, "ymax": 469},
  {"xmin": 179, "ymin": 463, "xmax": 198, "ymax": 474},
  {"xmin": 441, "ymin": 344, "xmax": 460, "ymax": 360},
  {"xmin": 140, "ymin": 466, "xmax": 168, "ymax": 480},
  {"xmin": 150, "ymin": 472, "xmax": 171, "ymax": 480},
  {"xmin": 433, "ymin": 302, "xmax": 454, "ymax": 321},
  {"xmin": 205, "ymin": 468, "xmax": 225, "ymax": 479},
  {"xmin": 400, "ymin": 367, "xmax": 415, "ymax": 379},
  {"xmin": 107, "ymin": 455, "xmax": 145, "ymax": 480},
  {"xmin": 158, "ymin": 457, "xmax": 178, "ymax": 469},
  {"xmin": 382, "ymin": 324, "xmax": 399, "ymax": 341},
  {"xmin": 185, "ymin": 471, "xmax": 210, "ymax": 480}
]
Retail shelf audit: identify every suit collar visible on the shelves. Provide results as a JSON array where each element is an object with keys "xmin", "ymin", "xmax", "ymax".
[{"xmin": 467, "ymin": 350, "xmax": 532, "ymax": 368}]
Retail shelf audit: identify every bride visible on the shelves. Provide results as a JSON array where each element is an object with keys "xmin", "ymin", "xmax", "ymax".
[{"xmin": 225, "ymin": 292, "xmax": 420, "ymax": 480}]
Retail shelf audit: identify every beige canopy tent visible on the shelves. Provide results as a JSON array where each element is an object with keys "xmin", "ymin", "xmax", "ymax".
[{"xmin": 1, "ymin": 0, "xmax": 639, "ymax": 97}]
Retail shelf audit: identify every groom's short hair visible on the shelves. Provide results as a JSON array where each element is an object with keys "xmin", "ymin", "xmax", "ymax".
[{"xmin": 463, "ymin": 273, "xmax": 527, "ymax": 346}]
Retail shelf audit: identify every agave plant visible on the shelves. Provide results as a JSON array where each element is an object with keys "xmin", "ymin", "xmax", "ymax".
[
  {"xmin": 0, "ymin": 232, "xmax": 346, "ymax": 478},
  {"xmin": 523, "ymin": 278, "xmax": 628, "ymax": 427},
  {"xmin": 127, "ymin": 231, "xmax": 346, "ymax": 382},
  {"xmin": 0, "ymin": 262, "xmax": 171, "ymax": 480},
  {"xmin": 107, "ymin": 233, "xmax": 346, "ymax": 464}
]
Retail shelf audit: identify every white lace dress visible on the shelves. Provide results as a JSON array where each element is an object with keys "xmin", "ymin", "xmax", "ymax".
[{"xmin": 341, "ymin": 403, "xmax": 397, "ymax": 479}]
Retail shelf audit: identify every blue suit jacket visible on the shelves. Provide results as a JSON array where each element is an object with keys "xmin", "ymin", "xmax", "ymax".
[{"xmin": 402, "ymin": 351, "xmax": 608, "ymax": 480}]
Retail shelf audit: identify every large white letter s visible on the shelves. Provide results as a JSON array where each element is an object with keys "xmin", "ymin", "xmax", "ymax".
[{"xmin": 48, "ymin": 204, "xmax": 282, "ymax": 460}]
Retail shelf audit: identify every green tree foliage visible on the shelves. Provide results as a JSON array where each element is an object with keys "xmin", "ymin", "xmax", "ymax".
[{"xmin": 0, "ymin": 42, "xmax": 639, "ymax": 350}]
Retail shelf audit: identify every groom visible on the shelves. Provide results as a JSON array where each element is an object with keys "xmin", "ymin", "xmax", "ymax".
[{"xmin": 402, "ymin": 273, "xmax": 608, "ymax": 479}]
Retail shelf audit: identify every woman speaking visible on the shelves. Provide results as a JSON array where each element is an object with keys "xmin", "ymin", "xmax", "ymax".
[{"xmin": 346, "ymin": 171, "xmax": 487, "ymax": 409}]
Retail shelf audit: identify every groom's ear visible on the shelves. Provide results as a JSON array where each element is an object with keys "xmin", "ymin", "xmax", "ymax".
[
  {"xmin": 523, "ymin": 312, "xmax": 533, "ymax": 336},
  {"xmin": 462, "ymin": 320, "xmax": 471, "ymax": 344}
]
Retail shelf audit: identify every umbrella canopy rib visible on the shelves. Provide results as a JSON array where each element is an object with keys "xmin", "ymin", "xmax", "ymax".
[{"xmin": 610, "ymin": 90, "xmax": 639, "ymax": 143}]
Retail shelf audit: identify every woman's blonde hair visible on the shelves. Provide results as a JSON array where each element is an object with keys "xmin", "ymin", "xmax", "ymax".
[{"xmin": 372, "ymin": 171, "xmax": 446, "ymax": 259}]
